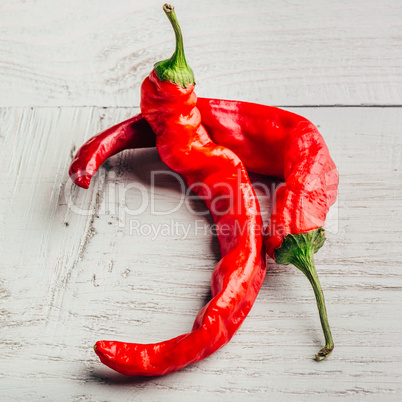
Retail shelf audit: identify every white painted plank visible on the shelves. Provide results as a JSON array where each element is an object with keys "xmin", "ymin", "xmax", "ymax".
[
  {"xmin": 1, "ymin": 0, "xmax": 402, "ymax": 107},
  {"xmin": 0, "ymin": 106, "xmax": 401, "ymax": 400}
]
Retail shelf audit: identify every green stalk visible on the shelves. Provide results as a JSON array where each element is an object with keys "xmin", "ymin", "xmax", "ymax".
[
  {"xmin": 154, "ymin": 4, "xmax": 195, "ymax": 88},
  {"xmin": 275, "ymin": 227, "xmax": 334, "ymax": 360}
]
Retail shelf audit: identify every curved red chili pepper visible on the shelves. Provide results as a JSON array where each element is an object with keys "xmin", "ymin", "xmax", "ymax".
[
  {"xmin": 197, "ymin": 100, "xmax": 338, "ymax": 360},
  {"xmin": 70, "ymin": 5, "xmax": 338, "ymax": 363},
  {"xmin": 93, "ymin": 5, "xmax": 266, "ymax": 376}
]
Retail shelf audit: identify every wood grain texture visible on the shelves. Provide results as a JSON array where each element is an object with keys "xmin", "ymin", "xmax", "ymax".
[
  {"xmin": 1, "ymin": 106, "xmax": 401, "ymax": 400},
  {"xmin": 1, "ymin": 0, "xmax": 402, "ymax": 399},
  {"xmin": 1, "ymin": 0, "xmax": 402, "ymax": 107}
]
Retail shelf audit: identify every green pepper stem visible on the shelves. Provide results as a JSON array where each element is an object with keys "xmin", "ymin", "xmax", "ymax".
[
  {"xmin": 274, "ymin": 228, "xmax": 334, "ymax": 361},
  {"xmin": 164, "ymin": 4, "xmax": 185, "ymax": 66},
  {"xmin": 154, "ymin": 4, "xmax": 195, "ymax": 88},
  {"xmin": 295, "ymin": 258, "xmax": 334, "ymax": 361}
]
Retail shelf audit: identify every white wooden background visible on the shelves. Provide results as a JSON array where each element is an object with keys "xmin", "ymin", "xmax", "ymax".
[{"xmin": 1, "ymin": 0, "xmax": 401, "ymax": 400}]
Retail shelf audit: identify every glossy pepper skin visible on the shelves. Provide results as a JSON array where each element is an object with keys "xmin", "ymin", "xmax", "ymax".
[{"xmin": 93, "ymin": 5, "xmax": 266, "ymax": 376}]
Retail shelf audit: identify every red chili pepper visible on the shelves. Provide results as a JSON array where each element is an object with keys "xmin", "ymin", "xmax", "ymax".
[
  {"xmin": 70, "ymin": 5, "xmax": 338, "ymax": 364},
  {"xmin": 200, "ymin": 100, "xmax": 338, "ymax": 360},
  {"xmin": 93, "ymin": 4, "xmax": 266, "ymax": 376}
]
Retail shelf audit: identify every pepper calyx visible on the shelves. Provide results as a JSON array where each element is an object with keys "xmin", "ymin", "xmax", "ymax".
[{"xmin": 275, "ymin": 227, "xmax": 326, "ymax": 266}]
